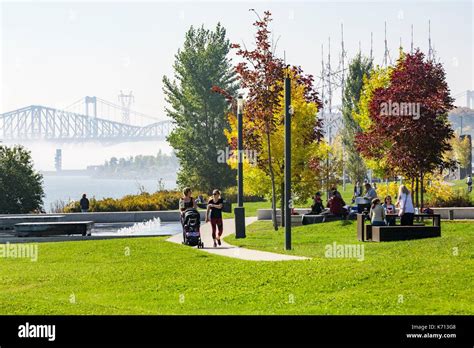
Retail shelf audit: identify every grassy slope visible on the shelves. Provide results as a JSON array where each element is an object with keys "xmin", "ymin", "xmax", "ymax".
[{"xmin": 0, "ymin": 219, "xmax": 472, "ymax": 315}]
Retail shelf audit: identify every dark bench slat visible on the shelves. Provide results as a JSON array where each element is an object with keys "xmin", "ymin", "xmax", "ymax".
[{"xmin": 371, "ymin": 226, "xmax": 441, "ymax": 242}]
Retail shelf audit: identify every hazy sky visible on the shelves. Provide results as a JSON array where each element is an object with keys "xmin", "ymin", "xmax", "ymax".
[{"xmin": 1, "ymin": 0, "xmax": 473, "ymax": 122}]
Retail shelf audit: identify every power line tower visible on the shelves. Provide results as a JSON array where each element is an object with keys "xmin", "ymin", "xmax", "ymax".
[
  {"xmin": 340, "ymin": 23, "xmax": 347, "ymax": 191},
  {"xmin": 427, "ymin": 19, "xmax": 438, "ymax": 61},
  {"xmin": 370, "ymin": 32, "xmax": 373, "ymax": 61},
  {"xmin": 383, "ymin": 21, "xmax": 391, "ymax": 67},
  {"xmin": 118, "ymin": 90, "xmax": 134, "ymax": 124}
]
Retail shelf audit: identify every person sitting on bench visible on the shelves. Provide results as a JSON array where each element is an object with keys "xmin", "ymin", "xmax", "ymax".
[
  {"xmin": 310, "ymin": 192, "xmax": 325, "ymax": 214},
  {"xmin": 382, "ymin": 195, "xmax": 396, "ymax": 226},
  {"xmin": 363, "ymin": 183, "xmax": 378, "ymax": 201},
  {"xmin": 370, "ymin": 198, "xmax": 386, "ymax": 226},
  {"xmin": 327, "ymin": 189, "xmax": 347, "ymax": 217}
]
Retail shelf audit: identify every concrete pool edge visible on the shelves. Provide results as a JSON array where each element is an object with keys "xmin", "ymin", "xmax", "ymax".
[
  {"xmin": 0, "ymin": 210, "xmax": 206, "ymax": 223},
  {"xmin": 0, "ymin": 233, "xmax": 178, "ymax": 244}
]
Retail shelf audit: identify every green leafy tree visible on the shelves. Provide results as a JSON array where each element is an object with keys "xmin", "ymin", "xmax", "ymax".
[
  {"xmin": 353, "ymin": 65, "xmax": 393, "ymax": 178},
  {"xmin": 341, "ymin": 53, "xmax": 373, "ymax": 183},
  {"xmin": 0, "ymin": 145, "xmax": 44, "ymax": 213},
  {"xmin": 163, "ymin": 23, "xmax": 238, "ymax": 193}
]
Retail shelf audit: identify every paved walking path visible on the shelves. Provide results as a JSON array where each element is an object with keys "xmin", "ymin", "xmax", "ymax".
[{"xmin": 167, "ymin": 217, "xmax": 309, "ymax": 261}]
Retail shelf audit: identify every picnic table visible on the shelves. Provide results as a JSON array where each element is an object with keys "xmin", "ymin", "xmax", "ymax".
[{"xmin": 357, "ymin": 213, "xmax": 441, "ymax": 242}]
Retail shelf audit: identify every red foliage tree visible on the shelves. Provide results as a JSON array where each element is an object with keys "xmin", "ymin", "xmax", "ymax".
[
  {"xmin": 213, "ymin": 11, "xmax": 322, "ymax": 229},
  {"xmin": 356, "ymin": 50, "xmax": 455, "ymax": 207}
]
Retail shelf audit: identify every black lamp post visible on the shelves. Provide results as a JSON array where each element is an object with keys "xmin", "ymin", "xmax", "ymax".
[
  {"xmin": 284, "ymin": 71, "xmax": 292, "ymax": 250},
  {"xmin": 234, "ymin": 95, "xmax": 246, "ymax": 238}
]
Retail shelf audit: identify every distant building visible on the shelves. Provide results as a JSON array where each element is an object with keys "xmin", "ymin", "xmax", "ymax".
[{"xmin": 54, "ymin": 149, "xmax": 62, "ymax": 172}]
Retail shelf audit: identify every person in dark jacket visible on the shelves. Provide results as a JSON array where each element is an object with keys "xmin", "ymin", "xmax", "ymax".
[
  {"xmin": 80, "ymin": 194, "xmax": 90, "ymax": 212},
  {"xmin": 310, "ymin": 192, "xmax": 325, "ymax": 214}
]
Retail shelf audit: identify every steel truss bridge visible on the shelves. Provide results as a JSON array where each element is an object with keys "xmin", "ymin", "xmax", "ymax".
[{"xmin": 0, "ymin": 96, "xmax": 173, "ymax": 143}]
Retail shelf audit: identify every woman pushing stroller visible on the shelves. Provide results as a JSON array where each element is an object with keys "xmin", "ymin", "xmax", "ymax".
[
  {"xmin": 179, "ymin": 187, "xmax": 197, "ymax": 213},
  {"xmin": 179, "ymin": 188, "xmax": 204, "ymax": 248}
]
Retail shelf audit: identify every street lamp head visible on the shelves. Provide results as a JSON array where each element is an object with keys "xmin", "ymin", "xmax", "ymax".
[
  {"xmin": 237, "ymin": 95, "xmax": 244, "ymax": 115},
  {"xmin": 288, "ymin": 105, "xmax": 295, "ymax": 115}
]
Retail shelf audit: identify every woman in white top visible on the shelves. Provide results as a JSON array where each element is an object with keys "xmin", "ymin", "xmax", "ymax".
[
  {"xmin": 396, "ymin": 185, "xmax": 415, "ymax": 226},
  {"xmin": 370, "ymin": 198, "xmax": 386, "ymax": 226}
]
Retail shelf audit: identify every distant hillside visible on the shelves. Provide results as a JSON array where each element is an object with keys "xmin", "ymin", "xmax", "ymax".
[{"xmin": 90, "ymin": 151, "xmax": 179, "ymax": 180}]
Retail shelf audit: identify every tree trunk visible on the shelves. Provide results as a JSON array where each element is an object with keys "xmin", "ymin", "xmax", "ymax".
[
  {"xmin": 266, "ymin": 128, "xmax": 278, "ymax": 231},
  {"xmin": 415, "ymin": 177, "xmax": 419, "ymax": 208},
  {"xmin": 420, "ymin": 172, "xmax": 424, "ymax": 210}
]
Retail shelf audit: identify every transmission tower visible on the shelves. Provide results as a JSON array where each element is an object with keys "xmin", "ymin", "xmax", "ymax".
[
  {"xmin": 427, "ymin": 20, "xmax": 437, "ymax": 61},
  {"xmin": 370, "ymin": 32, "xmax": 373, "ymax": 61},
  {"xmin": 383, "ymin": 21, "xmax": 391, "ymax": 67},
  {"xmin": 118, "ymin": 90, "xmax": 134, "ymax": 124}
]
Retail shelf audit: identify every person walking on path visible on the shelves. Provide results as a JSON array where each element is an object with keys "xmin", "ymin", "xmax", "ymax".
[
  {"xmin": 467, "ymin": 175, "xmax": 472, "ymax": 193},
  {"xmin": 80, "ymin": 194, "xmax": 90, "ymax": 213},
  {"xmin": 206, "ymin": 189, "xmax": 224, "ymax": 248},
  {"xmin": 396, "ymin": 185, "xmax": 415, "ymax": 226}
]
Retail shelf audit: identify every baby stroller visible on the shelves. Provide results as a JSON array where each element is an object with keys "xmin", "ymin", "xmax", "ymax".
[{"xmin": 181, "ymin": 208, "xmax": 204, "ymax": 248}]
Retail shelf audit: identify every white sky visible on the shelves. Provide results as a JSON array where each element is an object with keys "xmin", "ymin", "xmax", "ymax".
[{"xmin": 1, "ymin": 0, "xmax": 473, "ymax": 122}]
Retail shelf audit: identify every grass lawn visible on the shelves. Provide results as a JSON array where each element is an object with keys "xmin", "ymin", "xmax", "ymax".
[
  {"xmin": 222, "ymin": 200, "xmax": 270, "ymax": 219},
  {"xmin": 1, "ymin": 219, "xmax": 472, "ymax": 315},
  {"xmin": 224, "ymin": 220, "xmax": 473, "ymax": 314}
]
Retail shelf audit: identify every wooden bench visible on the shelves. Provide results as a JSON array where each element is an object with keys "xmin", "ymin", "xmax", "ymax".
[
  {"xmin": 14, "ymin": 222, "xmax": 93, "ymax": 237},
  {"xmin": 0, "ymin": 215, "xmax": 64, "ymax": 231},
  {"xmin": 371, "ymin": 225, "xmax": 441, "ymax": 242}
]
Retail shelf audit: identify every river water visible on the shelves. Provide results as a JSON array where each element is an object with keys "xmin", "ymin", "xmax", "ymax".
[{"xmin": 42, "ymin": 175, "xmax": 177, "ymax": 212}]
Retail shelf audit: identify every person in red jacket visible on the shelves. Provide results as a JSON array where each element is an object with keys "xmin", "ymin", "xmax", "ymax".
[{"xmin": 327, "ymin": 189, "xmax": 347, "ymax": 217}]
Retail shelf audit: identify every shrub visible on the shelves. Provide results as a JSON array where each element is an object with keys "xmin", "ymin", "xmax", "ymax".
[
  {"xmin": 426, "ymin": 189, "xmax": 473, "ymax": 207},
  {"xmin": 222, "ymin": 187, "xmax": 265, "ymax": 203},
  {"xmin": 376, "ymin": 182, "xmax": 400, "ymax": 202},
  {"xmin": 62, "ymin": 190, "xmax": 182, "ymax": 212},
  {"xmin": 0, "ymin": 145, "xmax": 44, "ymax": 213},
  {"xmin": 375, "ymin": 178, "xmax": 469, "ymax": 207}
]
